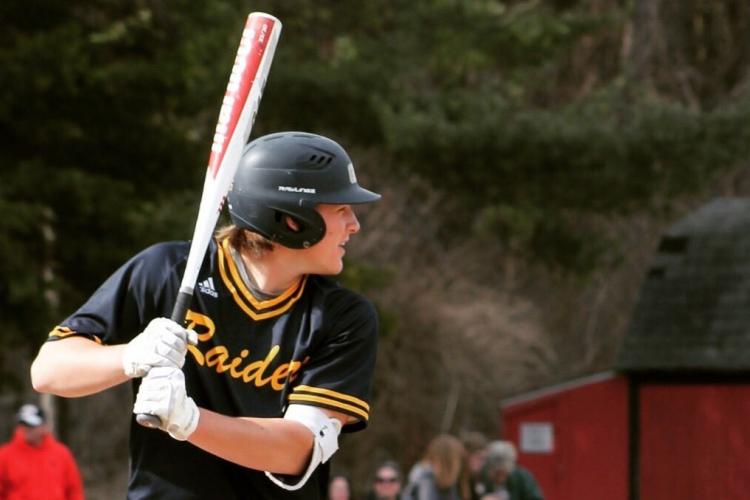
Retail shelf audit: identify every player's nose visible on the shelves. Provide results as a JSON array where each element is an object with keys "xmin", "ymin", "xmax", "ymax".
[{"xmin": 346, "ymin": 207, "xmax": 360, "ymax": 234}]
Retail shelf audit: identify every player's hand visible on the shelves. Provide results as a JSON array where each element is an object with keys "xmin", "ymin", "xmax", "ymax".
[
  {"xmin": 133, "ymin": 366, "xmax": 199, "ymax": 441},
  {"xmin": 122, "ymin": 317, "xmax": 198, "ymax": 378}
]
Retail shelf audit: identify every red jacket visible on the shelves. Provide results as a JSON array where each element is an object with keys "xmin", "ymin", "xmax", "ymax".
[{"xmin": 0, "ymin": 427, "xmax": 84, "ymax": 500}]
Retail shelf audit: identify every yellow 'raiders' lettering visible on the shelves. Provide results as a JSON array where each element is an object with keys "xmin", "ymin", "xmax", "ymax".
[
  {"xmin": 229, "ymin": 350, "xmax": 250, "ymax": 378},
  {"xmin": 270, "ymin": 357, "xmax": 308, "ymax": 390},
  {"xmin": 205, "ymin": 346, "xmax": 231, "ymax": 372},
  {"xmin": 184, "ymin": 309, "xmax": 306, "ymax": 390},
  {"xmin": 185, "ymin": 310, "xmax": 216, "ymax": 365}
]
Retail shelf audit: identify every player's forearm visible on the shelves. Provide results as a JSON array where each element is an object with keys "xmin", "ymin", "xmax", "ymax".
[
  {"xmin": 31, "ymin": 338, "xmax": 129, "ymax": 397},
  {"xmin": 188, "ymin": 408, "xmax": 314, "ymax": 475}
]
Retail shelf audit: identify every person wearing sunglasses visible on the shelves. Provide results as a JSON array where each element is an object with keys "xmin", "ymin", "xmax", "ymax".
[{"xmin": 367, "ymin": 460, "xmax": 402, "ymax": 500}]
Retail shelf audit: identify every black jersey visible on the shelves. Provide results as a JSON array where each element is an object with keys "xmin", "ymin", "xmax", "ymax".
[{"xmin": 48, "ymin": 238, "xmax": 378, "ymax": 500}]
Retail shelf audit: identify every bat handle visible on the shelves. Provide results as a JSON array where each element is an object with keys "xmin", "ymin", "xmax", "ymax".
[
  {"xmin": 136, "ymin": 290, "xmax": 194, "ymax": 428},
  {"xmin": 170, "ymin": 289, "xmax": 194, "ymax": 325},
  {"xmin": 136, "ymin": 413, "xmax": 162, "ymax": 428}
]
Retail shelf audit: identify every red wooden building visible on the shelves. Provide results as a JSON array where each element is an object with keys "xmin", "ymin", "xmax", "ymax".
[{"xmin": 500, "ymin": 198, "xmax": 750, "ymax": 500}]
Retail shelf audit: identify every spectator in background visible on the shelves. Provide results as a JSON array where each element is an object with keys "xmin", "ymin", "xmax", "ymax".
[
  {"xmin": 402, "ymin": 434, "xmax": 467, "ymax": 500},
  {"xmin": 0, "ymin": 403, "xmax": 84, "ymax": 500},
  {"xmin": 460, "ymin": 431, "xmax": 489, "ymax": 500},
  {"xmin": 365, "ymin": 460, "xmax": 402, "ymax": 500},
  {"xmin": 329, "ymin": 473, "xmax": 353, "ymax": 500},
  {"xmin": 479, "ymin": 441, "xmax": 543, "ymax": 500}
]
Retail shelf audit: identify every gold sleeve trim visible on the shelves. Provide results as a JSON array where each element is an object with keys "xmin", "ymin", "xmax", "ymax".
[
  {"xmin": 288, "ymin": 394, "xmax": 369, "ymax": 421},
  {"xmin": 48, "ymin": 326, "xmax": 103, "ymax": 345},
  {"xmin": 293, "ymin": 385, "xmax": 370, "ymax": 412}
]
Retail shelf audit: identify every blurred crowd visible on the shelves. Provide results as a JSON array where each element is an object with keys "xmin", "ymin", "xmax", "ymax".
[
  {"xmin": 329, "ymin": 432, "xmax": 544, "ymax": 500},
  {"xmin": 1, "ymin": 401, "xmax": 542, "ymax": 500}
]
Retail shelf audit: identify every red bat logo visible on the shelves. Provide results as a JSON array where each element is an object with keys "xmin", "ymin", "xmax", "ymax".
[{"xmin": 208, "ymin": 18, "xmax": 273, "ymax": 178}]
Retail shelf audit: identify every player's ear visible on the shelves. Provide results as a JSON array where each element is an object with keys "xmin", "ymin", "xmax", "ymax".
[{"xmin": 283, "ymin": 215, "xmax": 302, "ymax": 233}]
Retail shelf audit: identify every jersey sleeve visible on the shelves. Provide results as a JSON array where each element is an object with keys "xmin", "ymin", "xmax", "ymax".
[
  {"xmin": 47, "ymin": 242, "xmax": 183, "ymax": 346},
  {"xmin": 288, "ymin": 290, "xmax": 379, "ymax": 433}
]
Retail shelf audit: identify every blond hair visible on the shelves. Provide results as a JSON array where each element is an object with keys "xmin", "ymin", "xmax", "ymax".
[
  {"xmin": 214, "ymin": 224, "xmax": 274, "ymax": 258},
  {"xmin": 423, "ymin": 434, "xmax": 466, "ymax": 489}
]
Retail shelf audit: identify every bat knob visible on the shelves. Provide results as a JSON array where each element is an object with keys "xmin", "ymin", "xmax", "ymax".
[{"xmin": 136, "ymin": 413, "xmax": 162, "ymax": 428}]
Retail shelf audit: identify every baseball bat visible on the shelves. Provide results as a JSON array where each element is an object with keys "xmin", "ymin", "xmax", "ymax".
[{"xmin": 137, "ymin": 12, "xmax": 282, "ymax": 428}]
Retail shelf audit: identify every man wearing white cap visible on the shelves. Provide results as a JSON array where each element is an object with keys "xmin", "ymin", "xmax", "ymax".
[{"xmin": 0, "ymin": 403, "xmax": 84, "ymax": 500}]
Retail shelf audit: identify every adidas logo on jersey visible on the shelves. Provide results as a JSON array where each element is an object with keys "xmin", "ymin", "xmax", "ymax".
[{"xmin": 198, "ymin": 277, "xmax": 218, "ymax": 298}]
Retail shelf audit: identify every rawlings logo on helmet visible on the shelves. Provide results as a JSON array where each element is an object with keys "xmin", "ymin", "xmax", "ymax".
[{"xmin": 278, "ymin": 186, "xmax": 317, "ymax": 194}]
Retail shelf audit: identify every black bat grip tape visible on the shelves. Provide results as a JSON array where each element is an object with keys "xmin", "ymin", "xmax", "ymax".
[
  {"xmin": 170, "ymin": 291, "xmax": 193, "ymax": 325},
  {"xmin": 136, "ymin": 290, "xmax": 193, "ymax": 429}
]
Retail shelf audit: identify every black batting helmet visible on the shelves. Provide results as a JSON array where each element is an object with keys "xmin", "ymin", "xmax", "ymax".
[{"xmin": 227, "ymin": 132, "xmax": 381, "ymax": 249}]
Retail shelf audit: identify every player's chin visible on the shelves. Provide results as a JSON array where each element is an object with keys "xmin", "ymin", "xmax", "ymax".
[{"xmin": 320, "ymin": 258, "xmax": 344, "ymax": 276}]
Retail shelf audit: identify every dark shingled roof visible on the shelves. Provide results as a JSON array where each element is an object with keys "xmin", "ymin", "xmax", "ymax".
[{"xmin": 616, "ymin": 198, "xmax": 750, "ymax": 373}]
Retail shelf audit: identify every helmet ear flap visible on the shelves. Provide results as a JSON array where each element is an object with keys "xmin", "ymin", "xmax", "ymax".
[
  {"xmin": 266, "ymin": 204, "xmax": 326, "ymax": 249},
  {"xmin": 280, "ymin": 213, "xmax": 303, "ymax": 234},
  {"xmin": 227, "ymin": 200, "xmax": 326, "ymax": 249}
]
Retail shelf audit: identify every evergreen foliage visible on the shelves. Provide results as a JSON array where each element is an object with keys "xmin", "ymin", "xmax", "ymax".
[
  {"xmin": 3, "ymin": 2, "xmax": 750, "ymax": 489},
  {"xmin": 4, "ymin": 0, "xmax": 750, "ymax": 376}
]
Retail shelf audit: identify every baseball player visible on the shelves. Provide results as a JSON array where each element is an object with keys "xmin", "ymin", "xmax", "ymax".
[{"xmin": 31, "ymin": 132, "xmax": 381, "ymax": 499}]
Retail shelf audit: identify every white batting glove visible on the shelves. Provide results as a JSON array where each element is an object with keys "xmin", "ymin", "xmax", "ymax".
[
  {"xmin": 133, "ymin": 366, "xmax": 200, "ymax": 441},
  {"xmin": 122, "ymin": 317, "xmax": 198, "ymax": 378}
]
